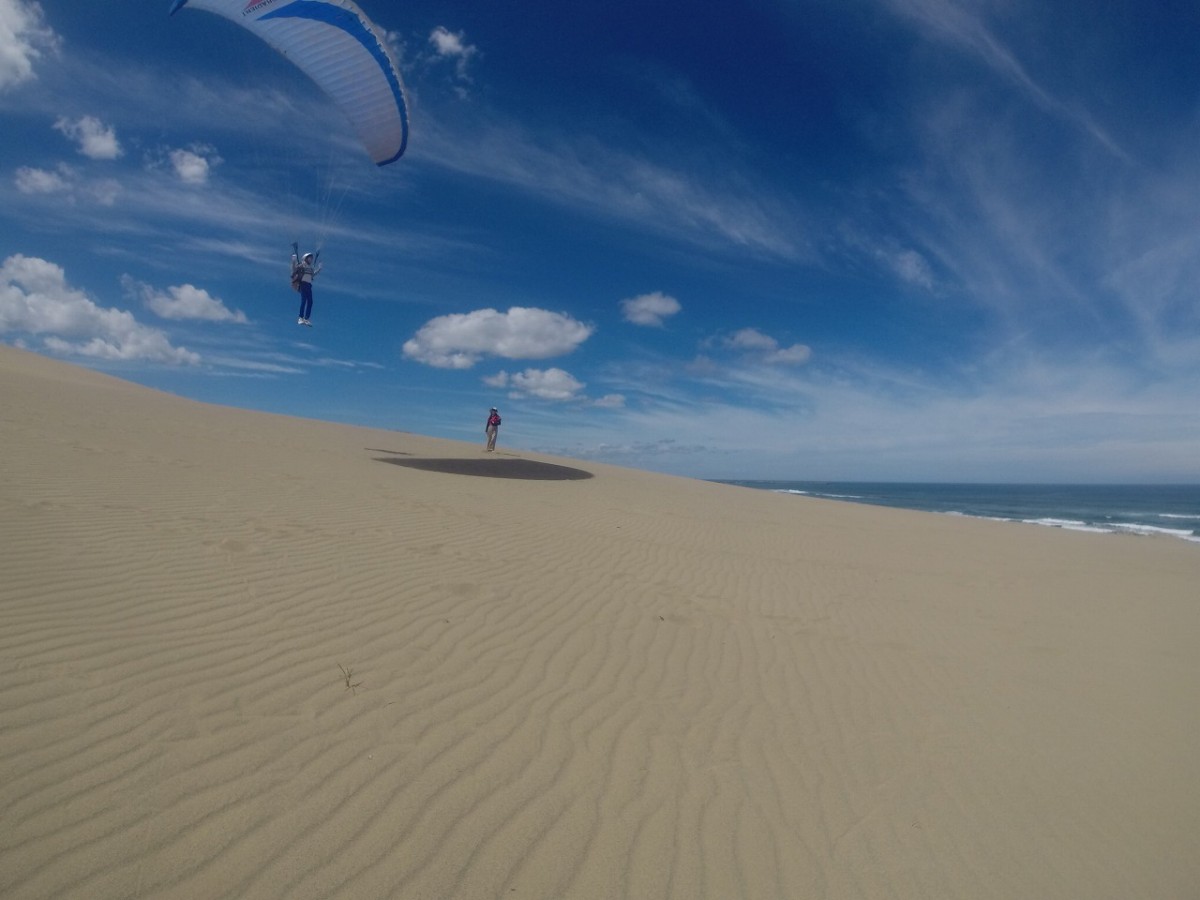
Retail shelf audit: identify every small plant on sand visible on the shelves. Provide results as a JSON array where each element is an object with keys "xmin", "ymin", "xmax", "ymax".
[{"xmin": 338, "ymin": 663, "xmax": 363, "ymax": 695}]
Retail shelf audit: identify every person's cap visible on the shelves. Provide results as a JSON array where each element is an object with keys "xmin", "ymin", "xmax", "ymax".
[
  {"xmin": 490, "ymin": 407, "xmax": 498, "ymax": 411},
  {"xmin": 303, "ymin": 252, "xmax": 314, "ymax": 260}
]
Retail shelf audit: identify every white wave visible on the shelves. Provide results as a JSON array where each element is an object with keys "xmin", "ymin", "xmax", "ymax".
[
  {"xmin": 1021, "ymin": 517, "xmax": 1107, "ymax": 533},
  {"xmin": 1017, "ymin": 517, "xmax": 1196, "ymax": 540},
  {"xmin": 774, "ymin": 489, "xmax": 864, "ymax": 500},
  {"xmin": 1109, "ymin": 523, "xmax": 1196, "ymax": 539}
]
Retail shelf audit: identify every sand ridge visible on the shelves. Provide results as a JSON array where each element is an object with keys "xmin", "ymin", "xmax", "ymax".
[{"xmin": 2, "ymin": 344, "xmax": 1198, "ymax": 899}]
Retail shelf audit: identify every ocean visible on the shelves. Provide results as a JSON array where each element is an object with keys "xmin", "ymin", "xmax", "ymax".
[{"xmin": 713, "ymin": 482, "xmax": 1200, "ymax": 545}]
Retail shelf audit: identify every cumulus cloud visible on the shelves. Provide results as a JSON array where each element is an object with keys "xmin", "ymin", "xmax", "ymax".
[
  {"xmin": 890, "ymin": 249, "xmax": 934, "ymax": 288},
  {"xmin": 14, "ymin": 164, "xmax": 121, "ymax": 205},
  {"xmin": 0, "ymin": 254, "xmax": 199, "ymax": 364},
  {"xmin": 165, "ymin": 145, "xmax": 221, "ymax": 184},
  {"xmin": 384, "ymin": 30, "xmax": 407, "ymax": 65},
  {"xmin": 53, "ymin": 115, "xmax": 123, "ymax": 160},
  {"xmin": 428, "ymin": 26, "xmax": 478, "ymax": 94},
  {"xmin": 621, "ymin": 290, "xmax": 681, "ymax": 327},
  {"xmin": 724, "ymin": 327, "xmax": 811, "ymax": 365},
  {"xmin": 88, "ymin": 178, "xmax": 121, "ymax": 206},
  {"xmin": 593, "ymin": 393, "xmax": 626, "ymax": 408},
  {"xmin": 14, "ymin": 163, "xmax": 70, "ymax": 194},
  {"xmin": 0, "ymin": 0, "xmax": 59, "ymax": 90},
  {"xmin": 486, "ymin": 367, "xmax": 586, "ymax": 401},
  {"xmin": 870, "ymin": 245, "xmax": 935, "ymax": 289},
  {"xmin": 403, "ymin": 306, "xmax": 593, "ymax": 369},
  {"xmin": 122, "ymin": 275, "xmax": 248, "ymax": 323},
  {"xmin": 761, "ymin": 344, "xmax": 811, "ymax": 365},
  {"xmin": 430, "ymin": 26, "xmax": 465, "ymax": 56},
  {"xmin": 726, "ymin": 328, "xmax": 777, "ymax": 352},
  {"xmin": 430, "ymin": 26, "xmax": 476, "ymax": 65}
]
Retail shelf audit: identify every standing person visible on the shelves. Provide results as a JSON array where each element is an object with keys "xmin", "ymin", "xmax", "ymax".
[
  {"xmin": 290, "ymin": 243, "xmax": 321, "ymax": 326},
  {"xmin": 485, "ymin": 407, "xmax": 501, "ymax": 451}
]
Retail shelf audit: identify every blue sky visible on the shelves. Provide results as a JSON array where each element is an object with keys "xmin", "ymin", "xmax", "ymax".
[{"xmin": 2, "ymin": 0, "xmax": 1199, "ymax": 482}]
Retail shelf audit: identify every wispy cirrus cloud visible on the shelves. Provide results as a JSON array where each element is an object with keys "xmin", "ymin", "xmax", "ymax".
[
  {"xmin": 873, "ymin": 0, "xmax": 1125, "ymax": 158},
  {"xmin": 536, "ymin": 345, "xmax": 1200, "ymax": 482},
  {"xmin": 412, "ymin": 113, "xmax": 815, "ymax": 263}
]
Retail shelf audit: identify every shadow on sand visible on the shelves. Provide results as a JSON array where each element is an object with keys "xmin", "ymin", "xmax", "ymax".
[{"xmin": 374, "ymin": 456, "xmax": 594, "ymax": 481}]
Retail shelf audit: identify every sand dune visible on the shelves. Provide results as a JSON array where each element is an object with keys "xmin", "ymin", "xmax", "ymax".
[{"xmin": 2, "ymin": 344, "xmax": 1198, "ymax": 899}]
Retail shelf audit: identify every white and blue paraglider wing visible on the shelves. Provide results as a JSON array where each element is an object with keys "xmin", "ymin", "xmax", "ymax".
[{"xmin": 170, "ymin": 0, "xmax": 408, "ymax": 166}]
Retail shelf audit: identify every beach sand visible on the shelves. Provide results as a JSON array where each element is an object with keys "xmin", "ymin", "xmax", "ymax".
[{"xmin": 2, "ymin": 343, "xmax": 1198, "ymax": 899}]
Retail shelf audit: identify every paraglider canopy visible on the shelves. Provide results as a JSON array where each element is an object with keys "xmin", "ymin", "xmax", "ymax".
[{"xmin": 169, "ymin": 0, "xmax": 409, "ymax": 166}]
